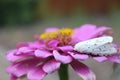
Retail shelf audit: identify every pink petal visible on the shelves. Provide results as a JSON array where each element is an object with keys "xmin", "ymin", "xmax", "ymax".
[
  {"xmin": 7, "ymin": 58, "xmax": 40, "ymax": 77},
  {"xmin": 93, "ymin": 56, "xmax": 107, "ymax": 62},
  {"xmin": 58, "ymin": 46, "xmax": 73, "ymax": 52},
  {"xmin": 72, "ymin": 24, "xmax": 96, "ymax": 42},
  {"xmin": 102, "ymin": 27, "xmax": 113, "ymax": 35},
  {"xmin": 71, "ymin": 60, "xmax": 96, "ymax": 80},
  {"xmin": 28, "ymin": 41, "xmax": 44, "ymax": 49},
  {"xmin": 53, "ymin": 50, "xmax": 72, "ymax": 64},
  {"xmin": 7, "ymin": 64, "xmax": 27, "ymax": 77},
  {"xmin": 45, "ymin": 27, "xmax": 58, "ymax": 32},
  {"xmin": 10, "ymin": 74, "xmax": 17, "ymax": 80},
  {"xmin": 91, "ymin": 26, "xmax": 112, "ymax": 37},
  {"xmin": 47, "ymin": 40, "xmax": 59, "ymax": 48},
  {"xmin": 6, "ymin": 50, "xmax": 25, "ymax": 62},
  {"xmin": 107, "ymin": 55, "xmax": 120, "ymax": 63},
  {"xmin": 72, "ymin": 24, "xmax": 112, "ymax": 43},
  {"xmin": 34, "ymin": 50, "xmax": 52, "ymax": 58},
  {"xmin": 18, "ymin": 47, "xmax": 33, "ymax": 54},
  {"xmin": 68, "ymin": 52, "xmax": 89, "ymax": 60},
  {"xmin": 6, "ymin": 50, "xmax": 34, "ymax": 62},
  {"xmin": 43, "ymin": 59, "xmax": 61, "ymax": 73},
  {"xmin": 17, "ymin": 42, "xmax": 28, "ymax": 48},
  {"xmin": 27, "ymin": 66, "xmax": 47, "ymax": 80},
  {"xmin": 34, "ymin": 34, "xmax": 40, "ymax": 40}
]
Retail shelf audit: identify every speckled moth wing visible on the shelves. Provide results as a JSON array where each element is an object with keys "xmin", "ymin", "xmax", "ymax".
[
  {"xmin": 85, "ymin": 43, "xmax": 117, "ymax": 55},
  {"xmin": 74, "ymin": 36, "xmax": 117, "ymax": 55}
]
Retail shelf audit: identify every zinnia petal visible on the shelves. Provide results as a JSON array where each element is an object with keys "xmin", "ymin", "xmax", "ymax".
[
  {"xmin": 71, "ymin": 60, "xmax": 96, "ymax": 80},
  {"xmin": 45, "ymin": 27, "xmax": 58, "ymax": 32},
  {"xmin": 7, "ymin": 58, "xmax": 40, "ymax": 77},
  {"xmin": 43, "ymin": 59, "xmax": 61, "ymax": 73},
  {"xmin": 91, "ymin": 26, "xmax": 112, "ymax": 37},
  {"xmin": 17, "ymin": 42, "xmax": 28, "ymax": 48},
  {"xmin": 34, "ymin": 49, "xmax": 52, "ymax": 58},
  {"xmin": 93, "ymin": 56, "xmax": 107, "ymax": 62},
  {"xmin": 6, "ymin": 50, "xmax": 27, "ymax": 62},
  {"xmin": 107, "ymin": 55, "xmax": 120, "ymax": 63},
  {"xmin": 17, "ymin": 47, "xmax": 33, "ymax": 54},
  {"xmin": 58, "ymin": 46, "xmax": 73, "ymax": 52},
  {"xmin": 27, "ymin": 66, "xmax": 47, "ymax": 80},
  {"xmin": 53, "ymin": 50, "xmax": 72, "ymax": 64},
  {"xmin": 47, "ymin": 40, "xmax": 59, "ymax": 48},
  {"xmin": 10, "ymin": 74, "xmax": 17, "ymax": 80},
  {"xmin": 6, "ymin": 49, "xmax": 35, "ymax": 62},
  {"xmin": 28, "ymin": 41, "xmax": 44, "ymax": 49},
  {"xmin": 72, "ymin": 24, "xmax": 112, "ymax": 43},
  {"xmin": 72, "ymin": 24, "xmax": 96, "ymax": 42},
  {"xmin": 68, "ymin": 52, "xmax": 89, "ymax": 60}
]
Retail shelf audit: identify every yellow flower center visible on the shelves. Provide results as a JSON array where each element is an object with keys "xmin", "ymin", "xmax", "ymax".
[{"xmin": 40, "ymin": 28, "xmax": 74, "ymax": 45}]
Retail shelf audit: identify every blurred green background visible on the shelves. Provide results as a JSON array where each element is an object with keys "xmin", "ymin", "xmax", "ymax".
[
  {"xmin": 0, "ymin": 0, "xmax": 120, "ymax": 27},
  {"xmin": 0, "ymin": 0, "xmax": 120, "ymax": 80}
]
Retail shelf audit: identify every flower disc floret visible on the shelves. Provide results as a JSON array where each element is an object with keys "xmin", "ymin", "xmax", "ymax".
[{"xmin": 40, "ymin": 28, "xmax": 74, "ymax": 45}]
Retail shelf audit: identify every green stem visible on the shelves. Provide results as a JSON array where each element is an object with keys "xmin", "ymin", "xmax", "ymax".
[{"xmin": 58, "ymin": 64, "xmax": 69, "ymax": 80}]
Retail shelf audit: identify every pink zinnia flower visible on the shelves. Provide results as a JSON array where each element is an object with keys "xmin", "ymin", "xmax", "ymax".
[{"xmin": 6, "ymin": 24, "xmax": 120, "ymax": 80}]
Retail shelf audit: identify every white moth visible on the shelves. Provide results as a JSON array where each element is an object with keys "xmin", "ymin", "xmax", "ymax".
[{"xmin": 74, "ymin": 36, "xmax": 117, "ymax": 56}]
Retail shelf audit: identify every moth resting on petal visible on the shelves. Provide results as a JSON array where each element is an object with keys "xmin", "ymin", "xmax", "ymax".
[{"xmin": 74, "ymin": 36, "xmax": 117, "ymax": 56}]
